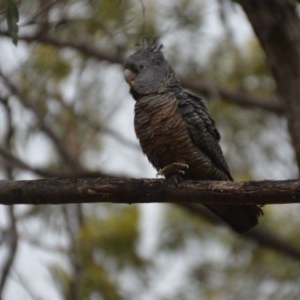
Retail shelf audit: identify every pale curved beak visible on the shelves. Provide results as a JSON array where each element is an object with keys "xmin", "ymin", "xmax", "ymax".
[{"xmin": 124, "ymin": 69, "xmax": 136, "ymax": 87}]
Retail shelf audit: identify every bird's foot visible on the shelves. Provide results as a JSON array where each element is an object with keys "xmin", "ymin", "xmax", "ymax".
[{"xmin": 156, "ymin": 162, "xmax": 189, "ymax": 178}]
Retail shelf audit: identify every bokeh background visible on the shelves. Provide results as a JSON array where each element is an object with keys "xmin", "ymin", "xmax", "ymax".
[{"xmin": 0, "ymin": 0, "xmax": 300, "ymax": 299}]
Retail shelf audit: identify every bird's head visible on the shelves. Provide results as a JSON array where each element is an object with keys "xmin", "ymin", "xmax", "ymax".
[{"xmin": 124, "ymin": 38, "xmax": 178, "ymax": 99}]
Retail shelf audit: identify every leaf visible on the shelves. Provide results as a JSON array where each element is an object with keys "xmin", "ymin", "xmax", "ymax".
[{"xmin": 6, "ymin": 0, "xmax": 19, "ymax": 46}]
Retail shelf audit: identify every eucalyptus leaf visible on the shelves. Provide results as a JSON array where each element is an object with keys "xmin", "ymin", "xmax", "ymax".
[{"xmin": 6, "ymin": 0, "xmax": 19, "ymax": 45}]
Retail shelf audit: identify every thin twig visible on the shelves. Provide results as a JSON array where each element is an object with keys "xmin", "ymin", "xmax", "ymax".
[
  {"xmin": 182, "ymin": 203, "xmax": 300, "ymax": 261},
  {"xmin": 12, "ymin": 270, "xmax": 44, "ymax": 300},
  {"xmin": 21, "ymin": 0, "xmax": 61, "ymax": 26},
  {"xmin": 0, "ymin": 69, "xmax": 82, "ymax": 171},
  {"xmin": 0, "ymin": 99, "xmax": 19, "ymax": 297},
  {"xmin": 0, "ymin": 30, "xmax": 284, "ymax": 114},
  {"xmin": 0, "ymin": 207, "xmax": 18, "ymax": 294}
]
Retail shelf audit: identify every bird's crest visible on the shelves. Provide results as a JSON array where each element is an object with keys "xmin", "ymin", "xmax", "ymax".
[{"xmin": 137, "ymin": 37, "xmax": 163, "ymax": 53}]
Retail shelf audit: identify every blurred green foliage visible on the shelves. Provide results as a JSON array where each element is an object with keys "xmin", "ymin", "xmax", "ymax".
[
  {"xmin": 51, "ymin": 206, "xmax": 147, "ymax": 300},
  {"xmin": 0, "ymin": 0, "xmax": 299, "ymax": 299},
  {"xmin": 32, "ymin": 45, "xmax": 71, "ymax": 81}
]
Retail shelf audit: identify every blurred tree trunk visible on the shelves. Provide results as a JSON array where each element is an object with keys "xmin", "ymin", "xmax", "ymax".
[{"xmin": 239, "ymin": 0, "xmax": 300, "ymax": 175}]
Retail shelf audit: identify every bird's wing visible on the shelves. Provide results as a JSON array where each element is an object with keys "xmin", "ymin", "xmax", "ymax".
[{"xmin": 177, "ymin": 91, "xmax": 233, "ymax": 180}]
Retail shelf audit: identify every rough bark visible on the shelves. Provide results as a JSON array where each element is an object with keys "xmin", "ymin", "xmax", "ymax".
[
  {"xmin": 239, "ymin": 0, "xmax": 300, "ymax": 173},
  {"xmin": 0, "ymin": 177, "xmax": 299, "ymax": 205}
]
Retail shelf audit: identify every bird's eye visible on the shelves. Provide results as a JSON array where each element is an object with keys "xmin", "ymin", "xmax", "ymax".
[{"xmin": 139, "ymin": 64, "xmax": 144, "ymax": 69}]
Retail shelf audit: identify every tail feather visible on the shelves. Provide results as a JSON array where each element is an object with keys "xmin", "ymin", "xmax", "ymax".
[{"xmin": 206, "ymin": 204, "xmax": 263, "ymax": 233}]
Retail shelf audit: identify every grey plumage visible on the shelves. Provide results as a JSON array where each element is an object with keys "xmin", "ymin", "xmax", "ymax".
[{"xmin": 124, "ymin": 39, "xmax": 262, "ymax": 233}]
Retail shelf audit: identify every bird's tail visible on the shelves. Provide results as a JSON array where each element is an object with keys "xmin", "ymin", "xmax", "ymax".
[{"xmin": 206, "ymin": 204, "xmax": 263, "ymax": 233}]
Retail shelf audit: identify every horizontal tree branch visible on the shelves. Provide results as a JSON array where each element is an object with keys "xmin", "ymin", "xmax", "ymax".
[
  {"xmin": 2, "ymin": 177, "xmax": 300, "ymax": 260},
  {"xmin": 0, "ymin": 177, "xmax": 299, "ymax": 205}
]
